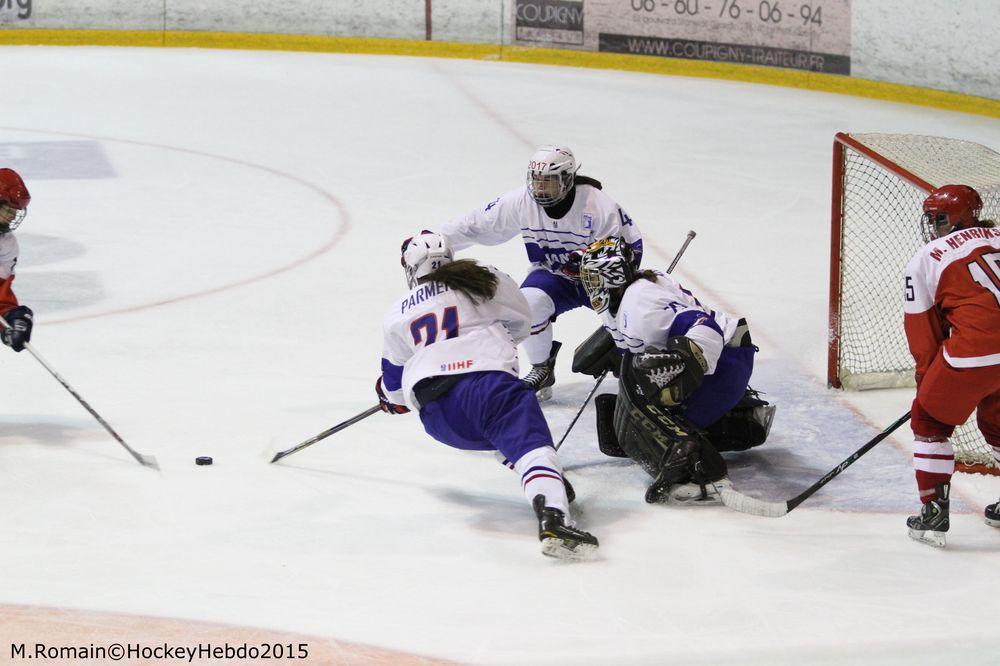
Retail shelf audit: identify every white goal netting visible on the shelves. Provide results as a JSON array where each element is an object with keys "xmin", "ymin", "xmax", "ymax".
[{"xmin": 831, "ymin": 133, "xmax": 1000, "ymax": 472}]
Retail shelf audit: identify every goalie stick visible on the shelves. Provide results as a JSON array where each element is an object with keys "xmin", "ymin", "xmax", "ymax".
[
  {"xmin": 554, "ymin": 230, "xmax": 696, "ymax": 451},
  {"xmin": 0, "ymin": 319, "xmax": 158, "ymax": 470},
  {"xmin": 719, "ymin": 411, "xmax": 911, "ymax": 517},
  {"xmin": 270, "ymin": 405, "xmax": 381, "ymax": 463},
  {"xmin": 554, "ymin": 369, "xmax": 608, "ymax": 451}
]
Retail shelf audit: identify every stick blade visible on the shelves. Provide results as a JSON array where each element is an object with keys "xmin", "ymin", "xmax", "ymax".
[
  {"xmin": 270, "ymin": 448, "xmax": 295, "ymax": 464},
  {"xmin": 720, "ymin": 487, "xmax": 789, "ymax": 518},
  {"xmin": 138, "ymin": 454, "xmax": 160, "ymax": 471}
]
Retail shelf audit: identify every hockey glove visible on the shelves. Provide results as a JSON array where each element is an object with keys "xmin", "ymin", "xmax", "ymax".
[
  {"xmin": 375, "ymin": 376, "xmax": 410, "ymax": 415},
  {"xmin": 559, "ymin": 250, "xmax": 584, "ymax": 281},
  {"xmin": 632, "ymin": 337, "xmax": 708, "ymax": 407},
  {"xmin": 1, "ymin": 305, "xmax": 33, "ymax": 352}
]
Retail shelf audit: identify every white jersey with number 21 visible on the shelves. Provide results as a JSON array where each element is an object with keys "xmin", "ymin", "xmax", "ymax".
[{"xmin": 380, "ymin": 266, "xmax": 532, "ymax": 410}]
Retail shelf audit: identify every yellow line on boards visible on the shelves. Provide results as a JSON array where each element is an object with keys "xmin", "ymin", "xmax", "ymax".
[{"xmin": 1, "ymin": 28, "xmax": 997, "ymax": 118}]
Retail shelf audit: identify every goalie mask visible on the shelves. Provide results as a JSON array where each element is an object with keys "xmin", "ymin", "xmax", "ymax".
[
  {"xmin": 526, "ymin": 145, "xmax": 578, "ymax": 207},
  {"xmin": 401, "ymin": 231, "xmax": 454, "ymax": 288},
  {"xmin": 0, "ymin": 168, "xmax": 30, "ymax": 234},
  {"xmin": 921, "ymin": 184, "xmax": 982, "ymax": 242},
  {"xmin": 580, "ymin": 237, "xmax": 636, "ymax": 314}
]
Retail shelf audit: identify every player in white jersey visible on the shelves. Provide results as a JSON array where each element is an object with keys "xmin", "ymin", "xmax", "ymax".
[
  {"xmin": 901, "ymin": 185, "xmax": 1000, "ymax": 547},
  {"xmin": 375, "ymin": 231, "xmax": 598, "ymax": 559},
  {"xmin": 439, "ymin": 145, "xmax": 642, "ymax": 398},
  {"xmin": 0, "ymin": 168, "xmax": 34, "ymax": 353},
  {"xmin": 578, "ymin": 238, "xmax": 774, "ymax": 505}
]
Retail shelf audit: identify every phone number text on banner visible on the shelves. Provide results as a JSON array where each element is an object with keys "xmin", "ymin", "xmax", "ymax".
[{"xmin": 513, "ymin": 0, "xmax": 851, "ymax": 75}]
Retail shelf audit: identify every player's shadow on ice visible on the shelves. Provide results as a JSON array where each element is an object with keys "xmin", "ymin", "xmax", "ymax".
[
  {"xmin": 0, "ymin": 421, "xmax": 84, "ymax": 447},
  {"xmin": 436, "ymin": 487, "xmax": 638, "ymax": 535}
]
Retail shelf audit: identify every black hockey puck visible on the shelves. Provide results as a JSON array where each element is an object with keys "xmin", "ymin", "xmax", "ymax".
[{"xmin": 195, "ymin": 456, "xmax": 213, "ymax": 466}]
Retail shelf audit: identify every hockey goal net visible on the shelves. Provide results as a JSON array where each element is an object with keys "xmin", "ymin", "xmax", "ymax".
[{"xmin": 828, "ymin": 132, "xmax": 1000, "ymax": 475}]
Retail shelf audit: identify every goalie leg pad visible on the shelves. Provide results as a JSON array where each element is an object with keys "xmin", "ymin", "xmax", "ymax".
[
  {"xmin": 614, "ymin": 362, "xmax": 727, "ymax": 480},
  {"xmin": 707, "ymin": 388, "xmax": 776, "ymax": 452},
  {"xmin": 644, "ymin": 436, "xmax": 728, "ymax": 504},
  {"xmin": 612, "ymin": 376, "xmax": 678, "ymax": 476},
  {"xmin": 595, "ymin": 393, "xmax": 627, "ymax": 457}
]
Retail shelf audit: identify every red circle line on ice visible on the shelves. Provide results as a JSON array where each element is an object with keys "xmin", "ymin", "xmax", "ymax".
[{"xmin": 0, "ymin": 125, "xmax": 352, "ymax": 326}]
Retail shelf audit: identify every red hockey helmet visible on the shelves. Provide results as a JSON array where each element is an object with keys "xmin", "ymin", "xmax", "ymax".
[
  {"xmin": 921, "ymin": 184, "xmax": 982, "ymax": 241},
  {"xmin": 0, "ymin": 168, "xmax": 30, "ymax": 233}
]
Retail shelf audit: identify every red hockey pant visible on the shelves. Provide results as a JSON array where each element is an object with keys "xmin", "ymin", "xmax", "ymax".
[{"xmin": 910, "ymin": 351, "xmax": 1000, "ymax": 502}]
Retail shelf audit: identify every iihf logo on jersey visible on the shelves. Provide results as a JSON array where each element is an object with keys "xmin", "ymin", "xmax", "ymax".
[
  {"xmin": 582, "ymin": 213, "xmax": 593, "ymax": 229},
  {"xmin": 440, "ymin": 359, "xmax": 474, "ymax": 372}
]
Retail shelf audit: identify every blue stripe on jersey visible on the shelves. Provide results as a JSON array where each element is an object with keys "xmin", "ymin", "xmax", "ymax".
[
  {"xmin": 525, "ymin": 242, "xmax": 575, "ymax": 264},
  {"xmin": 678, "ymin": 284, "xmax": 703, "ymax": 308},
  {"xmin": 617, "ymin": 329, "xmax": 646, "ymax": 349},
  {"xmin": 523, "ymin": 237, "xmax": 587, "ymax": 250},
  {"xmin": 667, "ymin": 310, "xmax": 724, "ymax": 339},
  {"xmin": 381, "ymin": 358, "xmax": 405, "ymax": 391},
  {"xmin": 521, "ymin": 227, "xmax": 591, "ymax": 240}
]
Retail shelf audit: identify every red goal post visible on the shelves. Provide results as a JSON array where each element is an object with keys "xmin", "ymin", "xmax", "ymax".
[{"xmin": 828, "ymin": 132, "xmax": 1000, "ymax": 474}]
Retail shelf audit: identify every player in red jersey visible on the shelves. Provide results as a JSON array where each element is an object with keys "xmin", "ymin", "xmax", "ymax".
[
  {"xmin": 903, "ymin": 184, "xmax": 1000, "ymax": 546},
  {"xmin": 0, "ymin": 168, "xmax": 34, "ymax": 353}
]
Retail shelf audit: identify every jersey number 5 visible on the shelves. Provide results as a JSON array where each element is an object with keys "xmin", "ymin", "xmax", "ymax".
[
  {"xmin": 410, "ymin": 306, "xmax": 460, "ymax": 345},
  {"xmin": 968, "ymin": 252, "xmax": 1000, "ymax": 307}
]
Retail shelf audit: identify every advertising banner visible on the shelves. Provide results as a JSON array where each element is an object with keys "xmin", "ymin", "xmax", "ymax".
[{"xmin": 513, "ymin": 0, "xmax": 851, "ymax": 74}]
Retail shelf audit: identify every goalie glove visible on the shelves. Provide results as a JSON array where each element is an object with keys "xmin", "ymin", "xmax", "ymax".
[
  {"xmin": 1, "ymin": 305, "xmax": 33, "ymax": 352},
  {"xmin": 631, "ymin": 336, "xmax": 708, "ymax": 407},
  {"xmin": 375, "ymin": 376, "xmax": 410, "ymax": 415}
]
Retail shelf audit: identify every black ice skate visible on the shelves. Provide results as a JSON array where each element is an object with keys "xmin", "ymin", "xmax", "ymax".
[
  {"xmin": 523, "ymin": 341, "xmax": 561, "ymax": 401},
  {"xmin": 532, "ymin": 494, "xmax": 598, "ymax": 560},
  {"xmin": 985, "ymin": 499, "xmax": 1000, "ymax": 528},
  {"xmin": 907, "ymin": 484, "xmax": 950, "ymax": 548}
]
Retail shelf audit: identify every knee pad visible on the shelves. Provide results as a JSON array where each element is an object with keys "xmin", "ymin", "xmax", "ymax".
[
  {"xmin": 911, "ymin": 398, "xmax": 955, "ymax": 440},
  {"xmin": 520, "ymin": 287, "xmax": 556, "ymax": 329}
]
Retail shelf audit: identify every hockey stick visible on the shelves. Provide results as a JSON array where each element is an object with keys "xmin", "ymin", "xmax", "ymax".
[
  {"xmin": 719, "ymin": 411, "xmax": 911, "ymax": 517},
  {"xmin": 666, "ymin": 230, "xmax": 696, "ymax": 273},
  {"xmin": 554, "ymin": 230, "xmax": 697, "ymax": 452},
  {"xmin": 0, "ymin": 320, "xmax": 158, "ymax": 469},
  {"xmin": 555, "ymin": 369, "xmax": 608, "ymax": 451},
  {"xmin": 270, "ymin": 405, "xmax": 381, "ymax": 464}
]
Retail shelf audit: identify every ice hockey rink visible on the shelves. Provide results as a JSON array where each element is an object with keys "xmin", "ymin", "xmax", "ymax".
[{"xmin": 1, "ymin": 46, "xmax": 999, "ymax": 664}]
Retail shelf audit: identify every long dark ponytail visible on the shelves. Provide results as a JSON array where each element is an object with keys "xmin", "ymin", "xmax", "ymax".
[{"xmin": 422, "ymin": 259, "xmax": 498, "ymax": 303}]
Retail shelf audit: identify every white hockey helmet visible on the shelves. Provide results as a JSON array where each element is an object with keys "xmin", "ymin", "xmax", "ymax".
[
  {"xmin": 401, "ymin": 231, "xmax": 454, "ymax": 288},
  {"xmin": 580, "ymin": 237, "xmax": 636, "ymax": 314},
  {"xmin": 526, "ymin": 145, "xmax": 579, "ymax": 206}
]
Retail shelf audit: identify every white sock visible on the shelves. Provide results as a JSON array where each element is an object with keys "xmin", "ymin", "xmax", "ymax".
[
  {"xmin": 513, "ymin": 446, "xmax": 570, "ymax": 519},
  {"xmin": 521, "ymin": 287, "xmax": 556, "ymax": 365}
]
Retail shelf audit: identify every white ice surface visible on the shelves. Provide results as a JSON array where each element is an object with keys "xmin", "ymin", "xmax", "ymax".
[{"xmin": 1, "ymin": 47, "xmax": 999, "ymax": 664}]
